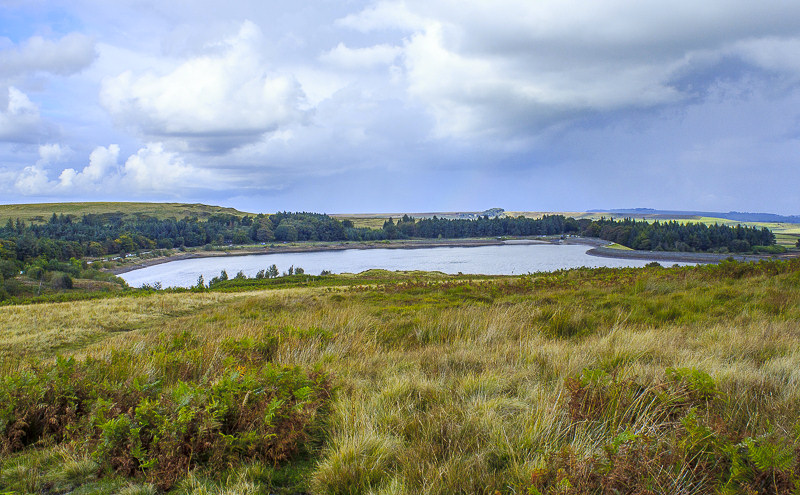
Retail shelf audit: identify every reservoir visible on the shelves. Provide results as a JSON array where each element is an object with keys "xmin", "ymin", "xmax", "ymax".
[{"xmin": 120, "ymin": 242, "xmax": 694, "ymax": 288}]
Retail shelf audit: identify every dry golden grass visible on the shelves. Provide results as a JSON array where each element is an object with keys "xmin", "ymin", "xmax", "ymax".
[
  {"xmin": 4, "ymin": 263, "xmax": 800, "ymax": 493},
  {"xmin": 0, "ymin": 291, "xmax": 245, "ymax": 361}
]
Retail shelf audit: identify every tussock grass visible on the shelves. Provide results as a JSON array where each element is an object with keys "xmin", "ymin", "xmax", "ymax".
[{"xmin": 2, "ymin": 261, "xmax": 800, "ymax": 493}]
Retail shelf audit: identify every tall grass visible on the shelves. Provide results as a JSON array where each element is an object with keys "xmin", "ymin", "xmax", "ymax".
[{"xmin": 2, "ymin": 260, "xmax": 800, "ymax": 493}]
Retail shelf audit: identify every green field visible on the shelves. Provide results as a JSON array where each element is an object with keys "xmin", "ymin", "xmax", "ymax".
[
  {"xmin": 332, "ymin": 215, "xmax": 389, "ymax": 229},
  {"xmin": 775, "ymin": 232, "xmax": 800, "ymax": 247},
  {"xmin": 2, "ymin": 261, "xmax": 800, "ymax": 494},
  {"xmin": 602, "ymin": 242, "xmax": 633, "ymax": 251},
  {"xmin": 0, "ymin": 202, "xmax": 255, "ymax": 224}
]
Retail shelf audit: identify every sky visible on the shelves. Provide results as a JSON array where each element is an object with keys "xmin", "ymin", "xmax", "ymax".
[{"xmin": 1, "ymin": 0, "xmax": 799, "ymax": 215}]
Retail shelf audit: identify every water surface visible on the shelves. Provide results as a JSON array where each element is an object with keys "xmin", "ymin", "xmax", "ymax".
[{"xmin": 120, "ymin": 243, "xmax": 692, "ymax": 288}]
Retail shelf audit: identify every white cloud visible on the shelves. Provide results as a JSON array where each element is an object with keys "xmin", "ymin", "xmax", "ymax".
[
  {"xmin": 336, "ymin": 1, "xmax": 427, "ymax": 32},
  {"xmin": 85, "ymin": 144, "xmax": 120, "ymax": 182},
  {"xmin": 0, "ymin": 87, "xmax": 48, "ymax": 142},
  {"xmin": 0, "ymin": 32, "xmax": 96, "ymax": 79},
  {"xmin": 38, "ymin": 143, "xmax": 70, "ymax": 165},
  {"xmin": 10, "ymin": 142, "xmax": 220, "ymax": 196},
  {"xmin": 14, "ymin": 164, "xmax": 50, "ymax": 195},
  {"xmin": 13, "ymin": 143, "xmax": 74, "ymax": 194},
  {"xmin": 100, "ymin": 21, "xmax": 308, "ymax": 152},
  {"xmin": 122, "ymin": 143, "xmax": 214, "ymax": 193},
  {"xmin": 57, "ymin": 144, "xmax": 120, "ymax": 190},
  {"xmin": 732, "ymin": 37, "xmax": 800, "ymax": 76},
  {"xmin": 320, "ymin": 43, "xmax": 401, "ymax": 70},
  {"xmin": 0, "ymin": 33, "xmax": 95, "ymax": 144}
]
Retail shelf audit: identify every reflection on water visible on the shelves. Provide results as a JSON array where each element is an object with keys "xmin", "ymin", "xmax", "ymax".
[{"xmin": 120, "ymin": 243, "xmax": 692, "ymax": 288}]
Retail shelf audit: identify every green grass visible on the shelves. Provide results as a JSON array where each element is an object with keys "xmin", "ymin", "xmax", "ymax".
[
  {"xmin": 0, "ymin": 202, "xmax": 255, "ymax": 224},
  {"xmin": 775, "ymin": 232, "xmax": 800, "ymax": 248},
  {"xmin": 2, "ymin": 261, "xmax": 800, "ymax": 493},
  {"xmin": 603, "ymin": 242, "xmax": 633, "ymax": 251},
  {"xmin": 331, "ymin": 215, "xmax": 391, "ymax": 229}
]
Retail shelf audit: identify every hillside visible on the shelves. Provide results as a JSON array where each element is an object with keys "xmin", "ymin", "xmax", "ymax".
[
  {"xmin": 2, "ymin": 262, "xmax": 799, "ymax": 493},
  {"xmin": 589, "ymin": 208, "xmax": 800, "ymax": 224},
  {"xmin": 0, "ymin": 202, "xmax": 254, "ymax": 224}
]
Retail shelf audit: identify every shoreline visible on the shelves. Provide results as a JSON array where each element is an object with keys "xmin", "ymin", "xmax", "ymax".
[
  {"xmin": 585, "ymin": 246, "xmax": 768, "ymax": 264},
  {"xmin": 109, "ymin": 236, "xmax": 788, "ymax": 275},
  {"xmin": 108, "ymin": 238, "xmax": 511, "ymax": 275},
  {"xmin": 562, "ymin": 236, "xmax": 788, "ymax": 263}
]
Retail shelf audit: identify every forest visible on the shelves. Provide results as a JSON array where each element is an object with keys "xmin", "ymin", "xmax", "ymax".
[{"xmin": 0, "ymin": 212, "xmax": 777, "ymax": 266}]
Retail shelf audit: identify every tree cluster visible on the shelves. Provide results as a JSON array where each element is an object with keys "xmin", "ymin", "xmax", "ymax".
[
  {"xmin": 0, "ymin": 212, "xmax": 350, "ymax": 265},
  {"xmin": 382, "ymin": 214, "xmax": 580, "ymax": 239},
  {"xmin": 584, "ymin": 218, "xmax": 776, "ymax": 253}
]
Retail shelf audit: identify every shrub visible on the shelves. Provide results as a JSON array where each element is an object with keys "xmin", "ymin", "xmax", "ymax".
[
  {"xmin": 140, "ymin": 281, "xmax": 162, "ymax": 291},
  {"xmin": 0, "ymin": 259, "xmax": 18, "ymax": 279},
  {"xmin": 751, "ymin": 244, "xmax": 787, "ymax": 254},
  {"xmin": 51, "ymin": 272, "xmax": 73, "ymax": 289},
  {"xmin": 0, "ymin": 337, "xmax": 330, "ymax": 490}
]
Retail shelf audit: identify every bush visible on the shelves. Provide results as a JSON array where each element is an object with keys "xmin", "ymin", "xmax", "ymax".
[
  {"xmin": 729, "ymin": 239, "xmax": 751, "ymax": 252},
  {"xmin": 0, "ymin": 335, "xmax": 331, "ymax": 490},
  {"xmin": 51, "ymin": 272, "xmax": 73, "ymax": 289},
  {"xmin": 26, "ymin": 266, "xmax": 44, "ymax": 280},
  {"xmin": 751, "ymin": 244, "xmax": 787, "ymax": 254},
  {"xmin": 0, "ymin": 259, "xmax": 18, "ymax": 279}
]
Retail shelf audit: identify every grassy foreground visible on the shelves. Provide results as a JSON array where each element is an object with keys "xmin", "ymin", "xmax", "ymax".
[{"xmin": 2, "ymin": 261, "xmax": 800, "ymax": 494}]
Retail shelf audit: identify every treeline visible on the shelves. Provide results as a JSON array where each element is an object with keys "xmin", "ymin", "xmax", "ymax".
[
  {"xmin": 0, "ymin": 212, "xmax": 780, "ymax": 269},
  {"xmin": 379, "ymin": 214, "xmax": 578, "ymax": 239},
  {"xmin": 585, "ymin": 218, "xmax": 778, "ymax": 253},
  {"xmin": 0, "ymin": 212, "xmax": 348, "ymax": 264},
  {"xmin": 376, "ymin": 215, "xmax": 776, "ymax": 253}
]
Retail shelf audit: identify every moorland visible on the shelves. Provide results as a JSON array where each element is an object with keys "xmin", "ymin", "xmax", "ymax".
[
  {"xmin": 2, "ymin": 260, "xmax": 800, "ymax": 494},
  {"xmin": 1, "ymin": 202, "xmax": 799, "ymax": 494}
]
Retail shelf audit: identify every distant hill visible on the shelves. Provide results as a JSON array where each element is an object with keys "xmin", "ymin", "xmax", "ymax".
[
  {"xmin": 589, "ymin": 208, "xmax": 800, "ymax": 224},
  {"xmin": 0, "ymin": 202, "xmax": 254, "ymax": 224}
]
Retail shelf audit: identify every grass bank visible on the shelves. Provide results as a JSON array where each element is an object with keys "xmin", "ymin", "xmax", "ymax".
[{"xmin": 2, "ymin": 260, "xmax": 800, "ymax": 493}]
